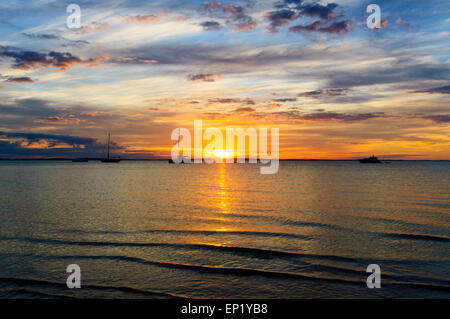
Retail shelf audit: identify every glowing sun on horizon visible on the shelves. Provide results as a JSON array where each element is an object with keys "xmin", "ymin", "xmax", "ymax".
[{"xmin": 213, "ymin": 149, "xmax": 232, "ymax": 159}]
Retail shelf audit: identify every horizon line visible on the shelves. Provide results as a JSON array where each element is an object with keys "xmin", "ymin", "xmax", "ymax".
[{"xmin": 0, "ymin": 158, "xmax": 449, "ymax": 161}]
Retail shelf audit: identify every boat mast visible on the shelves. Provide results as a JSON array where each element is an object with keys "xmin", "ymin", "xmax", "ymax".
[{"xmin": 107, "ymin": 133, "xmax": 110, "ymax": 159}]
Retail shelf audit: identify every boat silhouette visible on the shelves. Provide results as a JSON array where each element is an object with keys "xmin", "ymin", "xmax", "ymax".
[
  {"xmin": 101, "ymin": 133, "xmax": 120, "ymax": 163},
  {"xmin": 358, "ymin": 155, "xmax": 382, "ymax": 163}
]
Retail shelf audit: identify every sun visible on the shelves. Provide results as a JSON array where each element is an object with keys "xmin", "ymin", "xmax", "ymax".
[{"xmin": 213, "ymin": 149, "xmax": 232, "ymax": 159}]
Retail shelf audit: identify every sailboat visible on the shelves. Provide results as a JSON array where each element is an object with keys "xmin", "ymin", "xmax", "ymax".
[{"xmin": 101, "ymin": 133, "xmax": 120, "ymax": 163}]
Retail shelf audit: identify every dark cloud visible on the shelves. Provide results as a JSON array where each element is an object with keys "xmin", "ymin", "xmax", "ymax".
[
  {"xmin": 112, "ymin": 42, "xmax": 324, "ymax": 74},
  {"xmin": 265, "ymin": 0, "xmax": 347, "ymax": 34},
  {"xmin": 265, "ymin": 9, "xmax": 297, "ymax": 33},
  {"xmin": 0, "ymin": 98, "xmax": 57, "ymax": 119},
  {"xmin": 199, "ymin": 2, "xmax": 258, "ymax": 32},
  {"xmin": 0, "ymin": 46, "xmax": 108, "ymax": 70},
  {"xmin": 318, "ymin": 20, "xmax": 352, "ymax": 35},
  {"xmin": 5, "ymin": 76, "xmax": 34, "ymax": 83},
  {"xmin": 0, "ymin": 131, "xmax": 109, "ymax": 158},
  {"xmin": 224, "ymin": 6, "xmax": 258, "ymax": 32},
  {"xmin": 0, "ymin": 98, "xmax": 111, "ymax": 129},
  {"xmin": 273, "ymin": 97, "xmax": 297, "ymax": 102},
  {"xmin": 187, "ymin": 73, "xmax": 224, "ymax": 82},
  {"xmin": 200, "ymin": 21, "xmax": 222, "ymax": 31},
  {"xmin": 230, "ymin": 107, "xmax": 448, "ymax": 124},
  {"xmin": 202, "ymin": 104, "xmax": 387, "ymax": 123},
  {"xmin": 0, "ymin": 74, "xmax": 35, "ymax": 83},
  {"xmin": 270, "ymin": 110, "xmax": 386, "ymax": 122},
  {"xmin": 21, "ymin": 33, "xmax": 61, "ymax": 40},
  {"xmin": 62, "ymin": 40, "xmax": 90, "ymax": 48},
  {"xmin": 412, "ymin": 85, "xmax": 450, "ymax": 94},
  {"xmin": 300, "ymin": 112, "xmax": 384, "ymax": 122},
  {"xmin": 421, "ymin": 115, "xmax": 450, "ymax": 123},
  {"xmin": 208, "ymin": 98, "xmax": 255, "ymax": 104},
  {"xmin": 289, "ymin": 19, "xmax": 352, "ymax": 35},
  {"xmin": 299, "ymin": 3, "xmax": 341, "ymax": 20},
  {"xmin": 0, "ymin": 131, "xmax": 97, "ymax": 147},
  {"xmin": 328, "ymin": 64, "xmax": 450, "ymax": 87},
  {"xmin": 21, "ymin": 32, "xmax": 90, "ymax": 48},
  {"xmin": 298, "ymin": 88, "xmax": 350, "ymax": 99},
  {"xmin": 0, "ymin": 47, "xmax": 49, "ymax": 69}
]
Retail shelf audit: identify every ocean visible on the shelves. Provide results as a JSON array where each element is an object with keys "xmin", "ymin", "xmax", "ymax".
[{"xmin": 0, "ymin": 160, "xmax": 448, "ymax": 298}]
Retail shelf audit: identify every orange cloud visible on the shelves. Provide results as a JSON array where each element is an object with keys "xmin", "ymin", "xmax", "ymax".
[
  {"xmin": 78, "ymin": 22, "xmax": 110, "ymax": 34},
  {"xmin": 122, "ymin": 13, "xmax": 166, "ymax": 24},
  {"xmin": 203, "ymin": 2, "xmax": 222, "ymax": 9}
]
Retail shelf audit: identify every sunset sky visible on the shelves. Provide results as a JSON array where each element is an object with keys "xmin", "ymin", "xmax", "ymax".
[{"xmin": 0, "ymin": 0, "xmax": 449, "ymax": 159}]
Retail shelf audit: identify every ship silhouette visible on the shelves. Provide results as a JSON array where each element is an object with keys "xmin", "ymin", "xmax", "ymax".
[{"xmin": 358, "ymin": 155, "xmax": 382, "ymax": 163}]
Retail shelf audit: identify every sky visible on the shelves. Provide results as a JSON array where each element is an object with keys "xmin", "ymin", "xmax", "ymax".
[{"xmin": 0, "ymin": 0, "xmax": 448, "ymax": 159}]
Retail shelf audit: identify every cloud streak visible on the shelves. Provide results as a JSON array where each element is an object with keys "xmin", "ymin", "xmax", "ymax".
[
  {"xmin": 413, "ymin": 85, "xmax": 450, "ymax": 94},
  {"xmin": 187, "ymin": 73, "xmax": 224, "ymax": 82},
  {"xmin": 0, "ymin": 47, "xmax": 108, "ymax": 70}
]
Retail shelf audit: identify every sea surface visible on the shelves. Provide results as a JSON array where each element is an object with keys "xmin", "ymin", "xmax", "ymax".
[{"xmin": 0, "ymin": 160, "xmax": 448, "ymax": 298}]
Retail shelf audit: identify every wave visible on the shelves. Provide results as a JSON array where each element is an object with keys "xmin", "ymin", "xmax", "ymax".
[
  {"xmin": 282, "ymin": 216, "xmax": 450, "ymax": 242},
  {"xmin": 304, "ymin": 263, "xmax": 450, "ymax": 288},
  {"xmin": 0, "ymin": 277, "xmax": 186, "ymax": 299},
  {"xmin": 381, "ymin": 233, "xmax": 450, "ymax": 242},
  {"xmin": 287, "ymin": 220, "xmax": 354, "ymax": 232},
  {"xmin": 52, "ymin": 228, "xmax": 312, "ymax": 240},
  {"xmin": 0, "ymin": 236, "xmax": 357, "ymax": 262},
  {"xmin": 25, "ymin": 253, "xmax": 364, "ymax": 284},
  {"xmin": 358, "ymin": 215, "xmax": 448, "ymax": 230},
  {"xmin": 4, "ymin": 288, "xmax": 77, "ymax": 299},
  {"xmin": 23, "ymin": 254, "xmax": 450, "ymax": 293},
  {"xmin": 54, "ymin": 224, "xmax": 450, "ymax": 245},
  {"xmin": 2, "ymin": 249, "xmax": 449, "ymax": 294},
  {"xmin": 142, "ymin": 229, "xmax": 312, "ymax": 240},
  {"xmin": 3, "ymin": 235, "xmax": 449, "ymax": 268}
]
